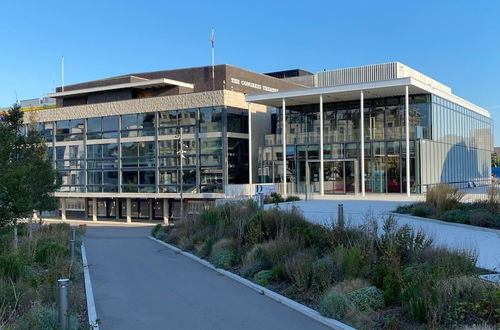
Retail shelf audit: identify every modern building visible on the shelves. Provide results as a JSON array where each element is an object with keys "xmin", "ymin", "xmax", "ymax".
[
  {"xmin": 16, "ymin": 62, "xmax": 493, "ymax": 222},
  {"xmin": 25, "ymin": 65, "xmax": 305, "ymax": 222},
  {"xmin": 247, "ymin": 62, "xmax": 493, "ymax": 196}
]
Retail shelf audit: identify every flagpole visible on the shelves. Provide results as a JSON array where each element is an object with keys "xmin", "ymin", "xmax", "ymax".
[
  {"xmin": 61, "ymin": 56, "xmax": 65, "ymax": 92},
  {"xmin": 211, "ymin": 28, "xmax": 215, "ymax": 91}
]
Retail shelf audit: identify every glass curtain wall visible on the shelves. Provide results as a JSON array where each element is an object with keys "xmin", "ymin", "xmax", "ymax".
[
  {"xmin": 259, "ymin": 95, "xmax": 429, "ymax": 193},
  {"xmin": 42, "ymin": 106, "xmax": 249, "ymax": 195}
]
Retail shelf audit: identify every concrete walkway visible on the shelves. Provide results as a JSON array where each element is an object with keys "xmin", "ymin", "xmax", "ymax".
[{"xmin": 84, "ymin": 225, "xmax": 330, "ymax": 330}]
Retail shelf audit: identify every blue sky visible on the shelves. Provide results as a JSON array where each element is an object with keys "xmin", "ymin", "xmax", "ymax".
[{"xmin": 1, "ymin": 0, "xmax": 499, "ymax": 144}]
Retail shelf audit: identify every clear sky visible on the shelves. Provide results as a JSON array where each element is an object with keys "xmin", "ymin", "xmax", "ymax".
[{"xmin": 1, "ymin": 0, "xmax": 499, "ymax": 145}]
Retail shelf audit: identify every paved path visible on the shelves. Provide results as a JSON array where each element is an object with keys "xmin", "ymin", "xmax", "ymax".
[
  {"xmin": 270, "ymin": 200, "xmax": 500, "ymax": 271},
  {"xmin": 84, "ymin": 226, "xmax": 330, "ymax": 330}
]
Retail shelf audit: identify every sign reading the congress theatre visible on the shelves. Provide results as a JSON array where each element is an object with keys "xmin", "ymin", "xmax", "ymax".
[{"xmin": 230, "ymin": 78, "xmax": 279, "ymax": 92}]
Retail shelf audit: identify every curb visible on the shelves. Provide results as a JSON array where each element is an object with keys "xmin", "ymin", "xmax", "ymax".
[
  {"xmin": 81, "ymin": 244, "xmax": 99, "ymax": 329},
  {"xmin": 148, "ymin": 236, "xmax": 355, "ymax": 330},
  {"xmin": 391, "ymin": 212, "xmax": 500, "ymax": 234}
]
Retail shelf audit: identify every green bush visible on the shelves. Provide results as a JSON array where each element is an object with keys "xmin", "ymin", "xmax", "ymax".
[
  {"xmin": 285, "ymin": 195, "xmax": 300, "ymax": 202},
  {"xmin": 151, "ymin": 224, "xmax": 162, "ymax": 237},
  {"xmin": 243, "ymin": 213, "xmax": 266, "ymax": 246},
  {"xmin": 0, "ymin": 252, "xmax": 26, "ymax": 281},
  {"xmin": 253, "ymin": 270, "xmax": 275, "ymax": 287},
  {"xmin": 333, "ymin": 245, "xmax": 367, "ymax": 280},
  {"xmin": 318, "ymin": 289, "xmax": 349, "ymax": 319},
  {"xmin": 440, "ymin": 209, "xmax": 470, "ymax": 223},
  {"xmin": 271, "ymin": 264, "xmax": 285, "ymax": 281},
  {"xmin": 395, "ymin": 204, "xmax": 413, "ymax": 214},
  {"xmin": 411, "ymin": 204, "xmax": 435, "ymax": 217},
  {"xmin": 285, "ymin": 252, "xmax": 314, "ymax": 292},
  {"xmin": 211, "ymin": 249, "xmax": 237, "ymax": 270},
  {"xmin": 311, "ymin": 257, "xmax": 336, "ymax": 293},
  {"xmin": 15, "ymin": 304, "xmax": 79, "ymax": 330},
  {"xmin": 262, "ymin": 239, "xmax": 300, "ymax": 267},
  {"xmin": 346, "ymin": 286, "xmax": 384, "ymax": 311},
  {"xmin": 241, "ymin": 244, "xmax": 270, "ymax": 277},
  {"xmin": 469, "ymin": 211, "xmax": 495, "ymax": 228},
  {"xmin": 35, "ymin": 240, "xmax": 68, "ymax": 266},
  {"xmin": 264, "ymin": 192, "xmax": 285, "ymax": 204}
]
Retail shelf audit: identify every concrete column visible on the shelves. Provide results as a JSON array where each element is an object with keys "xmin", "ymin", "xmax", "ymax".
[
  {"xmin": 92, "ymin": 198, "xmax": 97, "ymax": 222},
  {"xmin": 84, "ymin": 198, "xmax": 88, "ymax": 219},
  {"xmin": 60, "ymin": 198, "xmax": 66, "ymax": 221},
  {"xmin": 360, "ymin": 90, "xmax": 365, "ymax": 196},
  {"xmin": 319, "ymin": 94, "xmax": 324, "ymax": 196},
  {"xmin": 163, "ymin": 199, "xmax": 169, "ymax": 225},
  {"xmin": 282, "ymin": 98, "xmax": 287, "ymax": 197},
  {"xmin": 115, "ymin": 198, "xmax": 120, "ymax": 221},
  {"xmin": 126, "ymin": 198, "xmax": 131, "ymax": 223},
  {"xmin": 405, "ymin": 85, "xmax": 411, "ymax": 197},
  {"xmin": 248, "ymin": 102, "xmax": 252, "ymax": 185},
  {"xmin": 148, "ymin": 199, "xmax": 153, "ymax": 221}
]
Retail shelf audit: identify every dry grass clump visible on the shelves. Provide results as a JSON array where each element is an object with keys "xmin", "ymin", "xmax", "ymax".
[
  {"xmin": 426, "ymin": 184, "xmax": 464, "ymax": 215},
  {"xmin": 486, "ymin": 184, "xmax": 500, "ymax": 211}
]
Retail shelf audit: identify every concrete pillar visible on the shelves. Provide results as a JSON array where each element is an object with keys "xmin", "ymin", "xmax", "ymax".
[
  {"xmin": 148, "ymin": 199, "xmax": 153, "ymax": 221},
  {"xmin": 84, "ymin": 198, "xmax": 88, "ymax": 219},
  {"xmin": 115, "ymin": 198, "xmax": 120, "ymax": 221},
  {"xmin": 282, "ymin": 98, "xmax": 287, "ymax": 197},
  {"xmin": 126, "ymin": 198, "xmax": 131, "ymax": 223},
  {"xmin": 405, "ymin": 85, "xmax": 411, "ymax": 197},
  {"xmin": 248, "ymin": 102, "xmax": 252, "ymax": 185},
  {"xmin": 163, "ymin": 199, "xmax": 169, "ymax": 225},
  {"xmin": 319, "ymin": 94, "xmax": 324, "ymax": 196},
  {"xmin": 360, "ymin": 90, "xmax": 365, "ymax": 196},
  {"xmin": 92, "ymin": 198, "xmax": 97, "ymax": 222},
  {"xmin": 60, "ymin": 198, "xmax": 66, "ymax": 221}
]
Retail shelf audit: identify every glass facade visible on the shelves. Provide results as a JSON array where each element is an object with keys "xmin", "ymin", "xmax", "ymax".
[
  {"xmin": 259, "ymin": 94, "xmax": 428, "ymax": 194},
  {"xmin": 40, "ymin": 106, "xmax": 248, "ymax": 195}
]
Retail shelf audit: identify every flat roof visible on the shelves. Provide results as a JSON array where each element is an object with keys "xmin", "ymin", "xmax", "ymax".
[
  {"xmin": 48, "ymin": 78, "xmax": 194, "ymax": 98},
  {"xmin": 246, "ymin": 77, "xmax": 490, "ymax": 118}
]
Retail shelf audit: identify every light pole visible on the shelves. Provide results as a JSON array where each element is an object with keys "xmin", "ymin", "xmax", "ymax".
[{"xmin": 177, "ymin": 127, "xmax": 185, "ymax": 221}]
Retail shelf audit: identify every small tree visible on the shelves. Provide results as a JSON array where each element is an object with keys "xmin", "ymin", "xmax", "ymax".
[
  {"xmin": 492, "ymin": 152, "xmax": 500, "ymax": 167},
  {"xmin": 0, "ymin": 104, "xmax": 60, "ymax": 228}
]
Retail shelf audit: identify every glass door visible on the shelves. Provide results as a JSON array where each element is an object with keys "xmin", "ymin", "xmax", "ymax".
[
  {"xmin": 308, "ymin": 162, "xmax": 321, "ymax": 193},
  {"xmin": 324, "ymin": 161, "xmax": 345, "ymax": 194}
]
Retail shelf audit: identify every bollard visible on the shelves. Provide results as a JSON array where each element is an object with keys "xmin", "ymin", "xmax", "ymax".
[
  {"xmin": 338, "ymin": 203, "xmax": 344, "ymax": 228},
  {"xmin": 69, "ymin": 240, "xmax": 75, "ymax": 263},
  {"xmin": 58, "ymin": 278, "xmax": 69, "ymax": 330},
  {"xmin": 71, "ymin": 228, "xmax": 76, "ymax": 241}
]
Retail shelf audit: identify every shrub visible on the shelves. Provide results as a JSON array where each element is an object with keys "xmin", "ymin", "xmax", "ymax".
[
  {"xmin": 469, "ymin": 211, "xmax": 495, "ymax": 228},
  {"xmin": 285, "ymin": 195, "xmax": 300, "ymax": 202},
  {"xmin": 285, "ymin": 252, "xmax": 314, "ymax": 292},
  {"xmin": 241, "ymin": 244, "xmax": 270, "ymax": 277},
  {"xmin": 318, "ymin": 289, "xmax": 349, "ymax": 319},
  {"xmin": 271, "ymin": 264, "xmax": 285, "ymax": 281},
  {"xmin": 264, "ymin": 192, "xmax": 284, "ymax": 204},
  {"xmin": 262, "ymin": 239, "xmax": 300, "ymax": 267},
  {"xmin": 15, "ymin": 304, "xmax": 79, "ymax": 330},
  {"xmin": 486, "ymin": 184, "xmax": 500, "ymax": 211},
  {"xmin": 440, "ymin": 209, "xmax": 470, "ymax": 224},
  {"xmin": 311, "ymin": 257, "xmax": 337, "ymax": 293},
  {"xmin": 35, "ymin": 240, "xmax": 68, "ymax": 266},
  {"xmin": 211, "ymin": 249, "xmax": 237, "ymax": 270},
  {"xmin": 395, "ymin": 204, "xmax": 413, "ymax": 214},
  {"xmin": 333, "ymin": 279, "xmax": 371, "ymax": 294},
  {"xmin": 151, "ymin": 224, "xmax": 162, "ymax": 237},
  {"xmin": 0, "ymin": 252, "xmax": 25, "ymax": 281},
  {"xmin": 426, "ymin": 184, "xmax": 464, "ymax": 215},
  {"xmin": 243, "ymin": 213, "xmax": 266, "ymax": 246},
  {"xmin": 253, "ymin": 270, "xmax": 275, "ymax": 287},
  {"xmin": 196, "ymin": 237, "xmax": 215, "ymax": 258},
  {"xmin": 411, "ymin": 203, "xmax": 435, "ymax": 217},
  {"xmin": 346, "ymin": 286, "xmax": 384, "ymax": 311},
  {"xmin": 333, "ymin": 245, "xmax": 367, "ymax": 280}
]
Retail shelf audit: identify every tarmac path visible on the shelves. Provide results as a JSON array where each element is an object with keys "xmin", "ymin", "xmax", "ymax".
[{"xmin": 84, "ymin": 225, "xmax": 330, "ymax": 330}]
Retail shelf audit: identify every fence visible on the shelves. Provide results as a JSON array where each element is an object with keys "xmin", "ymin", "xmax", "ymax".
[{"xmin": 421, "ymin": 179, "xmax": 499, "ymax": 203}]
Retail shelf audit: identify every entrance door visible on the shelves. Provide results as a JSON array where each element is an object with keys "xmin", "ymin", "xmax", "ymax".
[
  {"xmin": 324, "ymin": 161, "xmax": 345, "ymax": 194},
  {"xmin": 308, "ymin": 162, "xmax": 321, "ymax": 193}
]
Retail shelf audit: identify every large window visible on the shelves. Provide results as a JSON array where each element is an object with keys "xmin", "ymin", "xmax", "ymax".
[
  {"xmin": 121, "ymin": 113, "xmax": 155, "ymax": 137},
  {"xmin": 56, "ymin": 119, "xmax": 84, "ymax": 141},
  {"xmin": 200, "ymin": 107, "xmax": 222, "ymax": 133},
  {"xmin": 87, "ymin": 116, "xmax": 118, "ymax": 140}
]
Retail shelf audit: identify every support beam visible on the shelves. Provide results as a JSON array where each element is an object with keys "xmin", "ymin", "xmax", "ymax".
[
  {"xmin": 282, "ymin": 98, "xmax": 287, "ymax": 197},
  {"xmin": 248, "ymin": 102, "xmax": 253, "ymax": 184},
  {"xmin": 126, "ymin": 198, "xmax": 132, "ymax": 223},
  {"xmin": 360, "ymin": 90, "xmax": 365, "ymax": 196},
  {"xmin": 115, "ymin": 198, "xmax": 119, "ymax": 221},
  {"xmin": 60, "ymin": 198, "xmax": 66, "ymax": 221},
  {"xmin": 405, "ymin": 85, "xmax": 411, "ymax": 197},
  {"xmin": 92, "ymin": 198, "xmax": 97, "ymax": 222},
  {"xmin": 319, "ymin": 94, "xmax": 324, "ymax": 196},
  {"xmin": 163, "ymin": 199, "xmax": 169, "ymax": 225},
  {"xmin": 148, "ymin": 199, "xmax": 153, "ymax": 221}
]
